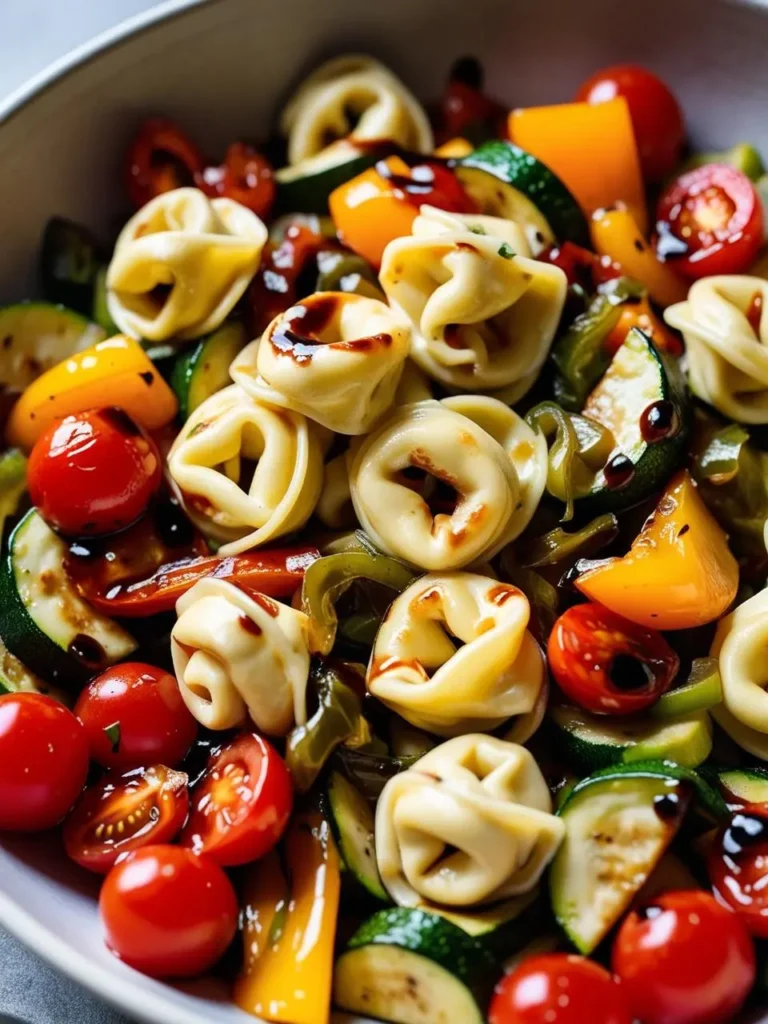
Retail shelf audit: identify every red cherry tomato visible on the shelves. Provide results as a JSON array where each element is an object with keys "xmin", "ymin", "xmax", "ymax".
[
  {"xmin": 179, "ymin": 732, "xmax": 292, "ymax": 867},
  {"xmin": 0, "ymin": 693, "xmax": 89, "ymax": 831},
  {"xmin": 489, "ymin": 953, "xmax": 632, "ymax": 1024},
  {"xmin": 540, "ymin": 242, "xmax": 599, "ymax": 290},
  {"xmin": 197, "ymin": 141, "xmax": 276, "ymax": 219},
  {"xmin": 28, "ymin": 408, "xmax": 162, "ymax": 538},
  {"xmin": 247, "ymin": 222, "xmax": 329, "ymax": 335},
  {"xmin": 100, "ymin": 844, "xmax": 237, "ymax": 977},
  {"xmin": 575, "ymin": 64, "xmax": 685, "ymax": 182},
  {"xmin": 436, "ymin": 57, "xmax": 505, "ymax": 143},
  {"xmin": 63, "ymin": 765, "xmax": 189, "ymax": 873},
  {"xmin": 125, "ymin": 118, "xmax": 204, "ymax": 208},
  {"xmin": 655, "ymin": 164, "xmax": 764, "ymax": 278},
  {"xmin": 547, "ymin": 602, "xmax": 679, "ymax": 715},
  {"xmin": 708, "ymin": 810, "xmax": 768, "ymax": 938},
  {"xmin": 74, "ymin": 662, "xmax": 197, "ymax": 771},
  {"xmin": 613, "ymin": 890, "xmax": 755, "ymax": 1024}
]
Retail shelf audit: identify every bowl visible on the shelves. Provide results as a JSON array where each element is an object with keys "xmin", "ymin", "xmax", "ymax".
[{"xmin": 1, "ymin": 0, "xmax": 768, "ymax": 1020}]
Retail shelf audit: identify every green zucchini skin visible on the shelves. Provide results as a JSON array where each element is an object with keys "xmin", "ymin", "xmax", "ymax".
[
  {"xmin": 39, "ymin": 217, "xmax": 103, "ymax": 315},
  {"xmin": 171, "ymin": 321, "xmax": 247, "ymax": 422},
  {"xmin": 327, "ymin": 770, "xmax": 389, "ymax": 902},
  {"xmin": 275, "ymin": 147, "xmax": 383, "ymax": 214},
  {"xmin": 714, "ymin": 766, "xmax": 768, "ymax": 807},
  {"xmin": 0, "ymin": 302, "xmax": 104, "ymax": 391}
]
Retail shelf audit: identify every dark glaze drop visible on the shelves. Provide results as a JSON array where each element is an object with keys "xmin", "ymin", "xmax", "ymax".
[
  {"xmin": 154, "ymin": 496, "xmax": 197, "ymax": 549},
  {"xmin": 239, "ymin": 614, "xmax": 262, "ymax": 636},
  {"xmin": 603, "ymin": 453, "xmax": 635, "ymax": 490},
  {"xmin": 609, "ymin": 653, "xmax": 654, "ymax": 691},
  {"xmin": 723, "ymin": 812, "xmax": 768, "ymax": 856},
  {"xmin": 653, "ymin": 789, "xmax": 685, "ymax": 823},
  {"xmin": 100, "ymin": 406, "xmax": 142, "ymax": 436},
  {"xmin": 376, "ymin": 156, "xmax": 439, "ymax": 198},
  {"xmin": 640, "ymin": 400, "xmax": 680, "ymax": 444},
  {"xmin": 68, "ymin": 633, "xmax": 106, "ymax": 669}
]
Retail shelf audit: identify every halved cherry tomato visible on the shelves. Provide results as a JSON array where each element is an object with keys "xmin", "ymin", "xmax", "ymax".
[
  {"xmin": 613, "ymin": 890, "xmax": 755, "ymax": 1024},
  {"xmin": 655, "ymin": 164, "xmax": 764, "ymax": 278},
  {"xmin": 576, "ymin": 65, "xmax": 685, "ymax": 182},
  {"xmin": 436, "ymin": 57, "xmax": 505, "ymax": 144},
  {"xmin": 247, "ymin": 222, "xmax": 330, "ymax": 335},
  {"xmin": 547, "ymin": 602, "xmax": 678, "ymax": 715},
  {"xmin": 100, "ymin": 844, "xmax": 238, "ymax": 978},
  {"xmin": 708, "ymin": 810, "xmax": 768, "ymax": 938},
  {"xmin": 0, "ymin": 693, "xmax": 89, "ymax": 832},
  {"xmin": 75, "ymin": 663, "xmax": 197, "ymax": 770},
  {"xmin": 490, "ymin": 953, "xmax": 632, "ymax": 1024},
  {"xmin": 197, "ymin": 141, "xmax": 276, "ymax": 219},
  {"xmin": 28, "ymin": 408, "xmax": 162, "ymax": 537},
  {"xmin": 63, "ymin": 765, "xmax": 189, "ymax": 873},
  {"xmin": 540, "ymin": 242, "xmax": 599, "ymax": 290},
  {"xmin": 125, "ymin": 118, "xmax": 204, "ymax": 209},
  {"xmin": 180, "ymin": 732, "xmax": 292, "ymax": 867}
]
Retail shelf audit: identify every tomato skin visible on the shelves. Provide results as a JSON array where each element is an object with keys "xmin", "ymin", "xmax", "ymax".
[
  {"xmin": 0, "ymin": 694, "xmax": 89, "ymax": 831},
  {"xmin": 547, "ymin": 602, "xmax": 679, "ymax": 715},
  {"xmin": 63, "ymin": 765, "xmax": 189, "ymax": 873},
  {"xmin": 655, "ymin": 164, "xmax": 764, "ymax": 278},
  {"xmin": 100, "ymin": 844, "xmax": 238, "ymax": 978},
  {"xmin": 197, "ymin": 142, "xmax": 276, "ymax": 219},
  {"xmin": 575, "ymin": 64, "xmax": 684, "ymax": 182},
  {"xmin": 125, "ymin": 118, "xmax": 203, "ymax": 208},
  {"xmin": 28, "ymin": 408, "xmax": 162, "ymax": 538},
  {"xmin": 708, "ymin": 810, "xmax": 768, "ymax": 938},
  {"xmin": 75, "ymin": 662, "xmax": 197, "ymax": 771},
  {"xmin": 180, "ymin": 732, "xmax": 292, "ymax": 867},
  {"xmin": 613, "ymin": 890, "xmax": 755, "ymax": 1024},
  {"xmin": 490, "ymin": 953, "xmax": 632, "ymax": 1024}
]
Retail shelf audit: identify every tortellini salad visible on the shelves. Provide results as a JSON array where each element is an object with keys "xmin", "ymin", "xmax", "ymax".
[{"xmin": 6, "ymin": 50, "xmax": 768, "ymax": 1024}]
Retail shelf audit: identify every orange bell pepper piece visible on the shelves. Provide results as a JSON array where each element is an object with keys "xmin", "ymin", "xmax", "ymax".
[
  {"xmin": 508, "ymin": 98, "xmax": 648, "ymax": 232},
  {"xmin": 6, "ymin": 335, "xmax": 178, "ymax": 450},
  {"xmin": 234, "ymin": 812, "xmax": 341, "ymax": 1024},
  {"xmin": 576, "ymin": 471, "xmax": 738, "ymax": 630},
  {"xmin": 604, "ymin": 294, "xmax": 683, "ymax": 357},
  {"xmin": 590, "ymin": 206, "xmax": 687, "ymax": 308}
]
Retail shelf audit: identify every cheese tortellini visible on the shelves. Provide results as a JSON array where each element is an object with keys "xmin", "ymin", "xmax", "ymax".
[
  {"xmin": 106, "ymin": 187, "xmax": 267, "ymax": 342},
  {"xmin": 230, "ymin": 292, "xmax": 411, "ymax": 434},
  {"xmin": 347, "ymin": 399, "xmax": 546, "ymax": 570},
  {"xmin": 665, "ymin": 276, "xmax": 768, "ymax": 423},
  {"xmin": 279, "ymin": 55, "xmax": 432, "ymax": 173},
  {"xmin": 380, "ymin": 210, "xmax": 567, "ymax": 401},
  {"xmin": 368, "ymin": 572, "xmax": 544, "ymax": 736},
  {"xmin": 375, "ymin": 734, "xmax": 565, "ymax": 908},
  {"xmin": 171, "ymin": 579, "xmax": 310, "ymax": 733},
  {"xmin": 711, "ymin": 587, "xmax": 768, "ymax": 737},
  {"xmin": 168, "ymin": 384, "xmax": 323, "ymax": 555}
]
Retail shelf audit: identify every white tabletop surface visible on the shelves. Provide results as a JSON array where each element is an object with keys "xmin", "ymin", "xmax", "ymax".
[{"xmin": 0, "ymin": 6, "xmax": 160, "ymax": 1019}]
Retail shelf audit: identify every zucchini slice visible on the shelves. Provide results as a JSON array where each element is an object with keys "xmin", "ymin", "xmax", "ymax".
[
  {"xmin": 0, "ymin": 634, "xmax": 66, "ymax": 701},
  {"xmin": 0, "ymin": 302, "xmax": 104, "ymax": 391},
  {"xmin": 550, "ymin": 704, "xmax": 713, "ymax": 771},
  {"xmin": 276, "ymin": 140, "xmax": 383, "ymax": 214},
  {"xmin": 40, "ymin": 217, "xmax": 102, "ymax": 315},
  {"xmin": 0, "ymin": 511, "xmax": 136, "ymax": 688},
  {"xmin": 651, "ymin": 658, "xmax": 722, "ymax": 720},
  {"xmin": 456, "ymin": 140, "xmax": 589, "ymax": 248},
  {"xmin": 334, "ymin": 908, "xmax": 497, "ymax": 1024},
  {"xmin": 0, "ymin": 448, "xmax": 27, "ymax": 540},
  {"xmin": 92, "ymin": 265, "xmax": 119, "ymax": 335},
  {"xmin": 715, "ymin": 766, "xmax": 768, "ymax": 807},
  {"xmin": 580, "ymin": 327, "xmax": 690, "ymax": 512},
  {"xmin": 171, "ymin": 321, "xmax": 247, "ymax": 422},
  {"xmin": 328, "ymin": 770, "xmax": 388, "ymax": 901},
  {"xmin": 550, "ymin": 761, "xmax": 726, "ymax": 953}
]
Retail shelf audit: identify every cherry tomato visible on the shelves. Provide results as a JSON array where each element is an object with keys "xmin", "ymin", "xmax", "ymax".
[
  {"xmin": 125, "ymin": 117, "xmax": 203, "ymax": 208},
  {"xmin": 247, "ymin": 222, "xmax": 329, "ymax": 335},
  {"xmin": 547, "ymin": 602, "xmax": 679, "ymax": 715},
  {"xmin": 655, "ymin": 164, "xmax": 764, "ymax": 278},
  {"xmin": 75, "ymin": 662, "xmax": 197, "ymax": 771},
  {"xmin": 180, "ymin": 732, "xmax": 292, "ymax": 867},
  {"xmin": 489, "ymin": 953, "xmax": 632, "ymax": 1024},
  {"xmin": 63, "ymin": 765, "xmax": 189, "ymax": 873},
  {"xmin": 197, "ymin": 141, "xmax": 276, "ymax": 219},
  {"xmin": 0, "ymin": 693, "xmax": 89, "ymax": 831},
  {"xmin": 100, "ymin": 844, "xmax": 237, "ymax": 977},
  {"xmin": 575, "ymin": 64, "xmax": 685, "ymax": 182},
  {"xmin": 28, "ymin": 408, "xmax": 162, "ymax": 537},
  {"xmin": 708, "ymin": 810, "xmax": 768, "ymax": 938},
  {"xmin": 436, "ymin": 56, "xmax": 504, "ymax": 143},
  {"xmin": 613, "ymin": 890, "xmax": 755, "ymax": 1024}
]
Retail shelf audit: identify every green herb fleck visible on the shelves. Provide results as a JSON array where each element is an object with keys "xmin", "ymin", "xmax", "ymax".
[
  {"xmin": 104, "ymin": 721, "xmax": 121, "ymax": 753},
  {"xmin": 498, "ymin": 242, "xmax": 516, "ymax": 259},
  {"xmin": 468, "ymin": 224, "xmax": 487, "ymax": 235}
]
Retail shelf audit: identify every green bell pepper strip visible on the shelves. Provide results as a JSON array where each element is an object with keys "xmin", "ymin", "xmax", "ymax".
[{"xmin": 522, "ymin": 514, "xmax": 619, "ymax": 568}]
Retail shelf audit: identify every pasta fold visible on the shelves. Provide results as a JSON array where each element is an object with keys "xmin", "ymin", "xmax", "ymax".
[
  {"xmin": 168, "ymin": 384, "xmax": 323, "ymax": 555},
  {"xmin": 665, "ymin": 276, "xmax": 768, "ymax": 423},
  {"xmin": 380, "ymin": 212, "xmax": 566, "ymax": 400},
  {"xmin": 368, "ymin": 572, "xmax": 545, "ymax": 735},
  {"xmin": 712, "ymin": 587, "xmax": 768, "ymax": 735},
  {"xmin": 171, "ymin": 578, "xmax": 310, "ymax": 733},
  {"xmin": 107, "ymin": 187, "xmax": 266, "ymax": 342},
  {"xmin": 231, "ymin": 292, "xmax": 411, "ymax": 434},
  {"xmin": 375, "ymin": 734, "xmax": 565, "ymax": 908}
]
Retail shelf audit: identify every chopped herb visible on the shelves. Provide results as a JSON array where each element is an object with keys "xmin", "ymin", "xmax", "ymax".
[
  {"xmin": 468, "ymin": 224, "xmax": 487, "ymax": 235},
  {"xmin": 498, "ymin": 242, "xmax": 516, "ymax": 259},
  {"xmin": 104, "ymin": 721, "xmax": 121, "ymax": 753}
]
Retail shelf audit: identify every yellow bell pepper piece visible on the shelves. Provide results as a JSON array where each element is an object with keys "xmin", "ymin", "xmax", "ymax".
[
  {"xmin": 576, "ymin": 470, "xmax": 739, "ymax": 630},
  {"xmin": 6, "ymin": 334, "xmax": 178, "ymax": 450},
  {"xmin": 508, "ymin": 98, "xmax": 647, "ymax": 232},
  {"xmin": 234, "ymin": 812, "xmax": 341, "ymax": 1024},
  {"xmin": 590, "ymin": 206, "xmax": 687, "ymax": 309},
  {"xmin": 434, "ymin": 137, "xmax": 473, "ymax": 159}
]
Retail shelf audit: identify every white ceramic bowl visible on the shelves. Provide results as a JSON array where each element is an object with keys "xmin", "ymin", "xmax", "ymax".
[{"xmin": 2, "ymin": 0, "xmax": 768, "ymax": 1020}]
